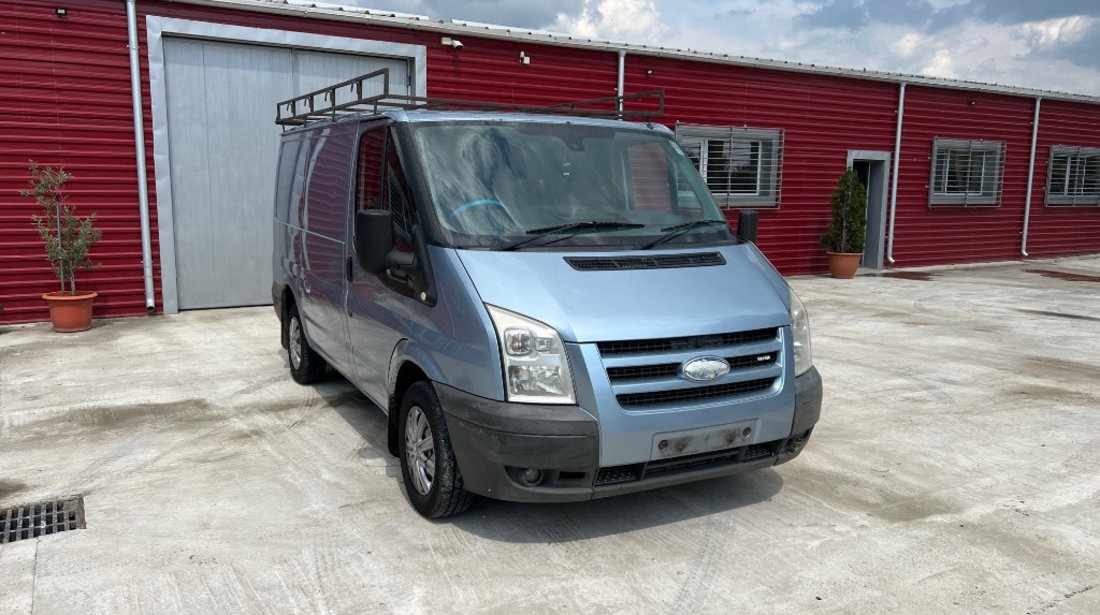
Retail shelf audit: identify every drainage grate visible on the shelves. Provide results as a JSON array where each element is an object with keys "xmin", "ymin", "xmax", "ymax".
[{"xmin": 0, "ymin": 496, "xmax": 86, "ymax": 544}]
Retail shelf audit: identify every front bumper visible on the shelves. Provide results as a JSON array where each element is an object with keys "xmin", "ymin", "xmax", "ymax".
[
  {"xmin": 438, "ymin": 383, "xmax": 599, "ymax": 503},
  {"xmin": 438, "ymin": 365, "xmax": 823, "ymax": 503}
]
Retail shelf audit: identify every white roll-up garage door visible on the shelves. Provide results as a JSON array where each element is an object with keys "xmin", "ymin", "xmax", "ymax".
[{"xmin": 162, "ymin": 37, "xmax": 409, "ymax": 309}]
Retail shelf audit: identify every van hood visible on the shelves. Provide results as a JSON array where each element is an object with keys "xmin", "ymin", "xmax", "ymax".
[{"xmin": 454, "ymin": 245, "xmax": 790, "ymax": 343}]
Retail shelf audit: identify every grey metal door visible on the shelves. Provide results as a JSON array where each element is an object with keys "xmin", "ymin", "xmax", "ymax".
[{"xmin": 162, "ymin": 38, "xmax": 409, "ymax": 309}]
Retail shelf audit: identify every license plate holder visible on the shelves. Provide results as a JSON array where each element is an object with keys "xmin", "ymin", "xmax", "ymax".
[{"xmin": 650, "ymin": 419, "xmax": 759, "ymax": 460}]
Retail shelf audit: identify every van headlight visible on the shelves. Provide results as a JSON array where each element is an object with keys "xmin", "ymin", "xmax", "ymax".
[
  {"xmin": 789, "ymin": 288, "xmax": 813, "ymax": 376},
  {"xmin": 486, "ymin": 305, "xmax": 576, "ymax": 404}
]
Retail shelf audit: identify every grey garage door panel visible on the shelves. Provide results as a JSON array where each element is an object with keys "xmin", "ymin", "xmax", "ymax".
[
  {"xmin": 294, "ymin": 48, "xmax": 408, "ymax": 99},
  {"xmin": 162, "ymin": 37, "xmax": 409, "ymax": 310}
]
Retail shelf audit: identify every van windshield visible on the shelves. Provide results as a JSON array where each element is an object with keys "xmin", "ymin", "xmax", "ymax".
[{"xmin": 409, "ymin": 120, "xmax": 735, "ymax": 250}]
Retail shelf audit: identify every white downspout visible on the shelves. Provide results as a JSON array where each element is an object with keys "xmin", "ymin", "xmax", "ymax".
[
  {"xmin": 617, "ymin": 49, "xmax": 625, "ymax": 119},
  {"xmin": 1021, "ymin": 97, "xmax": 1041, "ymax": 257},
  {"xmin": 887, "ymin": 82, "xmax": 906, "ymax": 264},
  {"xmin": 127, "ymin": 0, "xmax": 156, "ymax": 313}
]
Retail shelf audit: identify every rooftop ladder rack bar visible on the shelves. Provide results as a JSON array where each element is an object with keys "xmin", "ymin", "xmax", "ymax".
[{"xmin": 275, "ymin": 69, "xmax": 664, "ymax": 128}]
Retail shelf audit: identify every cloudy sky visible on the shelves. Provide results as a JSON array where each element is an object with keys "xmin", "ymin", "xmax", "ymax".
[{"xmin": 343, "ymin": 0, "xmax": 1100, "ymax": 96}]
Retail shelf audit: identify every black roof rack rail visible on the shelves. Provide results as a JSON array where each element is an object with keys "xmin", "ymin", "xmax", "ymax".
[{"xmin": 275, "ymin": 69, "xmax": 664, "ymax": 128}]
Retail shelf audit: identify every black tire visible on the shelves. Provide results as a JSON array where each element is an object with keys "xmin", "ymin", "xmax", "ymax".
[
  {"xmin": 398, "ymin": 382, "xmax": 473, "ymax": 518},
  {"xmin": 286, "ymin": 305, "xmax": 326, "ymax": 384}
]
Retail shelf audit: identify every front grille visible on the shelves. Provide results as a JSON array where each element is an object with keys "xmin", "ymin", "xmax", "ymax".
[
  {"xmin": 742, "ymin": 444, "xmax": 772, "ymax": 460},
  {"xmin": 594, "ymin": 466, "xmax": 641, "ymax": 485},
  {"xmin": 607, "ymin": 363, "xmax": 679, "ymax": 381},
  {"xmin": 606, "ymin": 351, "xmax": 778, "ymax": 383},
  {"xmin": 566, "ymin": 252, "xmax": 724, "ymax": 271},
  {"xmin": 597, "ymin": 328, "xmax": 777, "ymax": 356},
  {"xmin": 593, "ymin": 439, "xmax": 781, "ymax": 486},
  {"xmin": 616, "ymin": 377, "xmax": 776, "ymax": 407}
]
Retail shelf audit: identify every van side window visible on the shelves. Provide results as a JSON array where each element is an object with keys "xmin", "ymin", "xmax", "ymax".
[
  {"xmin": 385, "ymin": 134, "xmax": 416, "ymax": 254},
  {"xmin": 356, "ymin": 128, "xmax": 385, "ymax": 211},
  {"xmin": 306, "ymin": 130, "xmax": 357, "ymax": 240}
]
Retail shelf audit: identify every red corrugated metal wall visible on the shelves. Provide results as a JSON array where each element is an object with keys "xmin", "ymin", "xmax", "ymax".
[
  {"xmin": 1027, "ymin": 99, "xmax": 1100, "ymax": 256},
  {"xmin": 891, "ymin": 86, "xmax": 1036, "ymax": 266},
  {"xmin": 0, "ymin": 0, "xmax": 159, "ymax": 324},
  {"xmin": 3, "ymin": 0, "xmax": 1099, "ymax": 325},
  {"xmin": 624, "ymin": 57, "xmax": 900, "ymax": 274}
]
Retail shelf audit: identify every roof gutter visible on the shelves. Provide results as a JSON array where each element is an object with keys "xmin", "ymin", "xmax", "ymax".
[
  {"xmin": 1021, "ymin": 97, "xmax": 1041, "ymax": 257},
  {"xmin": 887, "ymin": 81, "xmax": 906, "ymax": 264},
  {"xmin": 165, "ymin": 0, "xmax": 1100, "ymax": 106},
  {"xmin": 127, "ymin": 0, "xmax": 156, "ymax": 313}
]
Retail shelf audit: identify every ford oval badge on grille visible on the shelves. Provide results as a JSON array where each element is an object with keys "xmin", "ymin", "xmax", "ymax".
[{"xmin": 681, "ymin": 357, "xmax": 730, "ymax": 382}]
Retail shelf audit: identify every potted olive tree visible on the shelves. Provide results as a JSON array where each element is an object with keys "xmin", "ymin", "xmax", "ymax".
[
  {"xmin": 21, "ymin": 161, "xmax": 102, "ymax": 332},
  {"xmin": 820, "ymin": 169, "xmax": 867, "ymax": 279}
]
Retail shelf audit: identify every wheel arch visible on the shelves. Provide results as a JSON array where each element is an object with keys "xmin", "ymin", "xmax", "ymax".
[
  {"xmin": 386, "ymin": 337, "xmax": 446, "ymax": 458},
  {"xmin": 387, "ymin": 360, "xmax": 429, "ymax": 456}
]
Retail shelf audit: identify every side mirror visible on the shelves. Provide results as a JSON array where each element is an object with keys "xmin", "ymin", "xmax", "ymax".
[
  {"xmin": 355, "ymin": 209, "xmax": 394, "ymax": 274},
  {"xmin": 737, "ymin": 209, "xmax": 758, "ymax": 243}
]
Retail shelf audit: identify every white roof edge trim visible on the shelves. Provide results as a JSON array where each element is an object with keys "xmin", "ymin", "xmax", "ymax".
[{"xmin": 172, "ymin": 0, "xmax": 1100, "ymax": 106}]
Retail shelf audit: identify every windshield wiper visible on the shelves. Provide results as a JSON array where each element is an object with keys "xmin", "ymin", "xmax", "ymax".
[
  {"xmin": 503, "ymin": 220, "xmax": 644, "ymax": 251},
  {"xmin": 639, "ymin": 219, "xmax": 730, "ymax": 250}
]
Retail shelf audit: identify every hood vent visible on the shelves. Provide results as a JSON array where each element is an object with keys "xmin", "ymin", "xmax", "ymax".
[{"xmin": 565, "ymin": 252, "xmax": 725, "ymax": 271}]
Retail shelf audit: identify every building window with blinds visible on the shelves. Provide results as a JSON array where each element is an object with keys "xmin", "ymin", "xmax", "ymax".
[
  {"xmin": 928, "ymin": 138, "xmax": 1005, "ymax": 206},
  {"xmin": 675, "ymin": 123, "xmax": 782, "ymax": 208},
  {"xmin": 1046, "ymin": 146, "xmax": 1100, "ymax": 206}
]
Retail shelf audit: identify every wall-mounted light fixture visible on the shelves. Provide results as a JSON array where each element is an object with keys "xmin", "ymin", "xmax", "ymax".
[
  {"xmin": 55, "ymin": 7, "xmax": 67, "ymax": 17},
  {"xmin": 441, "ymin": 37, "xmax": 463, "ymax": 51},
  {"xmin": 519, "ymin": 51, "xmax": 531, "ymax": 65}
]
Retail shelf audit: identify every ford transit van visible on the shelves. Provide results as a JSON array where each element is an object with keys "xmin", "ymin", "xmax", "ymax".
[{"xmin": 272, "ymin": 78, "xmax": 822, "ymax": 517}]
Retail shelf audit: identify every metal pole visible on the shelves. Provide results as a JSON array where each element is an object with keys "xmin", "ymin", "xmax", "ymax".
[
  {"xmin": 617, "ymin": 50, "xmax": 625, "ymax": 119},
  {"xmin": 1021, "ymin": 97, "xmax": 1041, "ymax": 257},
  {"xmin": 127, "ymin": 0, "xmax": 157, "ymax": 312},
  {"xmin": 887, "ymin": 82, "xmax": 906, "ymax": 264}
]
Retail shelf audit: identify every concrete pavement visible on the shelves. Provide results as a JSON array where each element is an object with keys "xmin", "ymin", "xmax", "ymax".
[{"xmin": 1, "ymin": 255, "xmax": 1098, "ymax": 614}]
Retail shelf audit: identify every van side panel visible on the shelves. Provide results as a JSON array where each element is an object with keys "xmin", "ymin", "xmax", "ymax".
[
  {"xmin": 272, "ymin": 135, "xmax": 307, "ymax": 313},
  {"xmin": 295, "ymin": 125, "xmax": 358, "ymax": 374}
]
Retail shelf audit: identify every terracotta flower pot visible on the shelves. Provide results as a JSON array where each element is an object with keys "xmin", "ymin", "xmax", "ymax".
[
  {"xmin": 42, "ymin": 291, "xmax": 98, "ymax": 332},
  {"xmin": 825, "ymin": 251, "xmax": 862, "ymax": 279}
]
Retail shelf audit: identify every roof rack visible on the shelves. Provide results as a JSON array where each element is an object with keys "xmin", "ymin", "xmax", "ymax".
[{"xmin": 275, "ymin": 68, "xmax": 664, "ymax": 128}]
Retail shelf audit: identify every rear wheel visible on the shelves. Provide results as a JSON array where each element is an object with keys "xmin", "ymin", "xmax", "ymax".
[
  {"xmin": 286, "ymin": 305, "xmax": 326, "ymax": 384},
  {"xmin": 399, "ymin": 382, "xmax": 472, "ymax": 518}
]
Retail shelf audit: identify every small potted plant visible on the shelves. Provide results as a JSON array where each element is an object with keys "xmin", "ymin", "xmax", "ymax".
[
  {"xmin": 20, "ymin": 160, "xmax": 102, "ymax": 332},
  {"xmin": 820, "ymin": 169, "xmax": 867, "ymax": 279}
]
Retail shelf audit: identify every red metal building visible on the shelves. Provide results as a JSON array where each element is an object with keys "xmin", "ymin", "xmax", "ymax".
[{"xmin": 1, "ymin": 0, "xmax": 1098, "ymax": 324}]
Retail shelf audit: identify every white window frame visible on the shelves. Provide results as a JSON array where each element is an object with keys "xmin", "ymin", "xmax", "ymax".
[
  {"xmin": 928, "ymin": 138, "xmax": 1005, "ymax": 207},
  {"xmin": 1046, "ymin": 145, "xmax": 1100, "ymax": 206},
  {"xmin": 675, "ymin": 123, "xmax": 782, "ymax": 208}
]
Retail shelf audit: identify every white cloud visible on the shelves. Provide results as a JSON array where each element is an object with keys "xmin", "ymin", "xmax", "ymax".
[
  {"xmin": 921, "ymin": 49, "xmax": 958, "ymax": 79},
  {"xmin": 1015, "ymin": 15, "xmax": 1094, "ymax": 48},
  {"xmin": 641, "ymin": 2, "xmax": 1100, "ymax": 94},
  {"xmin": 891, "ymin": 33, "xmax": 922, "ymax": 59},
  {"xmin": 552, "ymin": 0, "xmax": 667, "ymax": 43}
]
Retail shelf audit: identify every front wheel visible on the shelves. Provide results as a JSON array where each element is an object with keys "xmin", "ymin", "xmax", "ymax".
[{"xmin": 399, "ymin": 382, "xmax": 472, "ymax": 518}]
